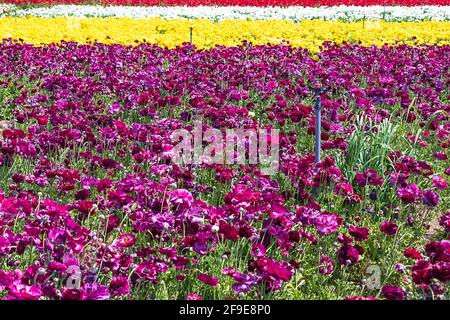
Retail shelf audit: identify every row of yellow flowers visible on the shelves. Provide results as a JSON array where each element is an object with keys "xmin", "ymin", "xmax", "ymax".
[{"xmin": 1, "ymin": 17, "xmax": 449, "ymax": 51}]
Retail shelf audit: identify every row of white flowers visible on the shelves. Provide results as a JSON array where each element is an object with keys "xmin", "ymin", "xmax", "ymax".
[{"xmin": 1, "ymin": 4, "xmax": 450, "ymax": 21}]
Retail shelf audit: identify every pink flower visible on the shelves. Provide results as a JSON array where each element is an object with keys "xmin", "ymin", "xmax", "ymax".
[
  {"xmin": 186, "ymin": 293, "xmax": 202, "ymax": 300},
  {"xmin": 170, "ymin": 189, "xmax": 193, "ymax": 208},
  {"xmin": 380, "ymin": 221, "xmax": 398, "ymax": 236},
  {"xmin": 6, "ymin": 283, "xmax": 42, "ymax": 300},
  {"xmin": 313, "ymin": 214, "xmax": 342, "ymax": 236},
  {"xmin": 338, "ymin": 244, "xmax": 362, "ymax": 266},
  {"xmin": 412, "ymin": 260, "xmax": 432, "ymax": 285},
  {"xmin": 344, "ymin": 296, "xmax": 377, "ymax": 300},
  {"xmin": 439, "ymin": 212, "xmax": 450, "ymax": 233},
  {"xmin": 334, "ymin": 183, "xmax": 354, "ymax": 197}
]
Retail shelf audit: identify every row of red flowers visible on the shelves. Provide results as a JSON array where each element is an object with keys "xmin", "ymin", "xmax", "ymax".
[{"xmin": 3, "ymin": 0, "xmax": 450, "ymax": 7}]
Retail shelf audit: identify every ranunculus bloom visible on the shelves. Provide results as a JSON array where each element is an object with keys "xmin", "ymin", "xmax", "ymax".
[
  {"xmin": 404, "ymin": 248, "xmax": 422, "ymax": 260},
  {"xmin": 412, "ymin": 260, "xmax": 433, "ymax": 285},
  {"xmin": 198, "ymin": 273, "xmax": 219, "ymax": 287},
  {"xmin": 349, "ymin": 225, "xmax": 369, "ymax": 241},
  {"xmin": 380, "ymin": 221, "xmax": 398, "ymax": 236},
  {"xmin": 170, "ymin": 189, "xmax": 194, "ymax": 208},
  {"xmin": 338, "ymin": 244, "xmax": 362, "ymax": 266},
  {"xmin": 432, "ymin": 175, "xmax": 448, "ymax": 190},
  {"xmin": 434, "ymin": 152, "xmax": 448, "ymax": 161},
  {"xmin": 344, "ymin": 296, "xmax": 377, "ymax": 300},
  {"xmin": 397, "ymin": 184, "xmax": 420, "ymax": 203},
  {"xmin": 251, "ymin": 243, "xmax": 266, "ymax": 258},
  {"xmin": 439, "ymin": 212, "xmax": 450, "ymax": 233},
  {"xmin": 109, "ymin": 276, "xmax": 130, "ymax": 297},
  {"xmin": 431, "ymin": 261, "xmax": 450, "ymax": 282},
  {"xmin": 422, "ymin": 189, "xmax": 439, "ymax": 207},
  {"xmin": 319, "ymin": 256, "xmax": 334, "ymax": 275},
  {"xmin": 117, "ymin": 233, "xmax": 136, "ymax": 248},
  {"xmin": 186, "ymin": 293, "xmax": 202, "ymax": 300},
  {"xmin": 313, "ymin": 213, "xmax": 342, "ymax": 236},
  {"xmin": 381, "ymin": 285, "xmax": 406, "ymax": 300}
]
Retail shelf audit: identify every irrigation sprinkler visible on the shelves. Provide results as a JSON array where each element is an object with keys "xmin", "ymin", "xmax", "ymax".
[
  {"xmin": 314, "ymin": 82, "xmax": 325, "ymax": 165},
  {"xmin": 189, "ymin": 27, "xmax": 193, "ymax": 44},
  {"xmin": 313, "ymin": 82, "xmax": 326, "ymax": 198}
]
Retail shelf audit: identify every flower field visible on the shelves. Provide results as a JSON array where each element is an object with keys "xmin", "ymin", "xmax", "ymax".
[
  {"xmin": 3, "ymin": 0, "xmax": 450, "ymax": 6},
  {"xmin": 0, "ymin": 1, "xmax": 449, "ymax": 301}
]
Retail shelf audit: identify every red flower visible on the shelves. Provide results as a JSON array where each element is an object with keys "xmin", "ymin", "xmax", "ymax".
[{"xmin": 404, "ymin": 248, "xmax": 422, "ymax": 260}]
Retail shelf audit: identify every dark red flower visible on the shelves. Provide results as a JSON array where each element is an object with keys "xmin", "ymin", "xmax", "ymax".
[
  {"xmin": 381, "ymin": 285, "xmax": 406, "ymax": 300},
  {"xmin": 349, "ymin": 225, "xmax": 369, "ymax": 241},
  {"xmin": 380, "ymin": 221, "xmax": 398, "ymax": 236}
]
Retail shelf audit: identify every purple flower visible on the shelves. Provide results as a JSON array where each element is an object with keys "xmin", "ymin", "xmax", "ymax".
[{"xmin": 422, "ymin": 189, "xmax": 439, "ymax": 207}]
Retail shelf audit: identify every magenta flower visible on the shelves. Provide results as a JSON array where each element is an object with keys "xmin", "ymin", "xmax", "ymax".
[
  {"xmin": 404, "ymin": 248, "xmax": 423, "ymax": 260},
  {"xmin": 117, "ymin": 233, "xmax": 136, "ymax": 248},
  {"xmin": 337, "ymin": 244, "xmax": 362, "ymax": 266},
  {"xmin": 432, "ymin": 175, "xmax": 448, "ymax": 190},
  {"xmin": 439, "ymin": 212, "xmax": 450, "ymax": 233},
  {"xmin": 251, "ymin": 243, "xmax": 266, "ymax": 258},
  {"xmin": 434, "ymin": 152, "xmax": 448, "ymax": 161},
  {"xmin": 397, "ymin": 184, "xmax": 421, "ymax": 203},
  {"xmin": 109, "ymin": 276, "xmax": 130, "ymax": 297},
  {"xmin": 319, "ymin": 256, "xmax": 334, "ymax": 275},
  {"xmin": 381, "ymin": 285, "xmax": 406, "ymax": 300},
  {"xmin": 6, "ymin": 283, "xmax": 42, "ymax": 300},
  {"xmin": 170, "ymin": 189, "xmax": 194, "ymax": 208},
  {"xmin": 198, "ymin": 273, "xmax": 219, "ymax": 287}
]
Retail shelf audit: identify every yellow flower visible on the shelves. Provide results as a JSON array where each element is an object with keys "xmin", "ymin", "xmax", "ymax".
[{"xmin": 0, "ymin": 17, "xmax": 449, "ymax": 51}]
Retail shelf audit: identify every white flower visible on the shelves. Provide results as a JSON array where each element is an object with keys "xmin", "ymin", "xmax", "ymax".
[{"xmin": 1, "ymin": 5, "xmax": 449, "ymax": 22}]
